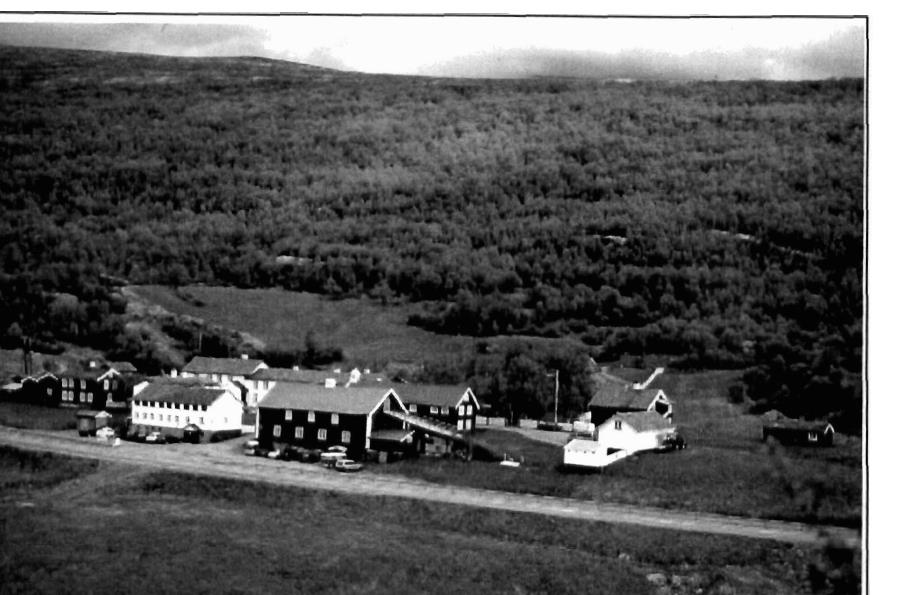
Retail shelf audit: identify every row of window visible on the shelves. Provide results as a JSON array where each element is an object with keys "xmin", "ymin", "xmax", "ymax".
[
  {"xmin": 135, "ymin": 401, "xmax": 208, "ymax": 412},
  {"xmin": 139, "ymin": 412, "xmax": 206, "ymax": 425},
  {"xmin": 273, "ymin": 425, "xmax": 350, "ymax": 444},
  {"xmin": 60, "ymin": 390, "xmax": 91, "ymax": 402},
  {"xmin": 410, "ymin": 403, "xmax": 474, "ymax": 416},
  {"xmin": 284, "ymin": 410, "xmax": 341, "ymax": 425},
  {"xmin": 59, "ymin": 378, "xmax": 116, "ymax": 390}
]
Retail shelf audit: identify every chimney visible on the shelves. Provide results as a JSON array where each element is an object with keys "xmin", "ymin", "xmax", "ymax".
[
  {"xmin": 324, "ymin": 378, "xmax": 337, "ymax": 389},
  {"xmin": 292, "ymin": 365, "xmax": 299, "ymax": 371},
  {"xmin": 333, "ymin": 368, "xmax": 342, "ymax": 374},
  {"xmin": 88, "ymin": 360, "xmax": 97, "ymax": 369},
  {"xmin": 241, "ymin": 353, "xmax": 249, "ymax": 360},
  {"xmin": 170, "ymin": 368, "xmax": 177, "ymax": 377}
]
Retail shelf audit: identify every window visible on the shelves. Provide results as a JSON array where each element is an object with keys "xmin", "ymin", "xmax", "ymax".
[
  {"xmin": 185, "ymin": 416, "xmax": 190, "ymax": 424},
  {"xmin": 273, "ymin": 425, "xmax": 282, "ymax": 438},
  {"xmin": 807, "ymin": 431, "xmax": 818, "ymax": 442},
  {"xmin": 331, "ymin": 413, "xmax": 339, "ymax": 425},
  {"xmin": 199, "ymin": 417, "xmax": 205, "ymax": 425},
  {"xmin": 308, "ymin": 411, "xmax": 316, "ymax": 423},
  {"xmin": 614, "ymin": 420, "xmax": 622, "ymax": 430},
  {"xmin": 46, "ymin": 387, "xmax": 52, "ymax": 396},
  {"xmin": 150, "ymin": 413, "xmax": 155, "ymax": 421},
  {"xmin": 341, "ymin": 431, "xmax": 351, "ymax": 444},
  {"xmin": 457, "ymin": 419, "xmax": 464, "ymax": 430},
  {"xmin": 142, "ymin": 412, "xmax": 147, "ymax": 420},
  {"xmin": 466, "ymin": 405, "xmax": 473, "ymax": 415},
  {"xmin": 103, "ymin": 380, "xmax": 109, "ymax": 390},
  {"xmin": 175, "ymin": 415, "xmax": 179, "ymax": 424},
  {"xmin": 317, "ymin": 428, "xmax": 327, "ymax": 441},
  {"xmin": 295, "ymin": 427, "xmax": 304, "ymax": 439},
  {"xmin": 285, "ymin": 410, "xmax": 293, "ymax": 421},
  {"xmin": 167, "ymin": 415, "xmax": 171, "ymax": 422},
  {"xmin": 430, "ymin": 406, "xmax": 439, "ymax": 414},
  {"xmin": 80, "ymin": 380, "xmax": 86, "ymax": 389},
  {"xmin": 409, "ymin": 404, "xmax": 417, "ymax": 413},
  {"xmin": 441, "ymin": 407, "xmax": 449, "ymax": 415}
]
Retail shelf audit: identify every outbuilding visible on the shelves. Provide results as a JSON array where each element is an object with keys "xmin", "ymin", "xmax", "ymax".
[
  {"xmin": 762, "ymin": 418, "xmax": 835, "ymax": 447},
  {"xmin": 588, "ymin": 373, "xmax": 672, "ymax": 426},
  {"xmin": 76, "ymin": 410, "xmax": 112, "ymax": 436}
]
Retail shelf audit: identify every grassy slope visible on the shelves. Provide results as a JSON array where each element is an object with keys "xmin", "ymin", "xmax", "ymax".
[
  {"xmin": 130, "ymin": 284, "xmax": 476, "ymax": 365},
  {"xmin": 1, "ymin": 453, "xmax": 842, "ymax": 594},
  {"xmin": 0, "ymin": 401, "xmax": 77, "ymax": 431}
]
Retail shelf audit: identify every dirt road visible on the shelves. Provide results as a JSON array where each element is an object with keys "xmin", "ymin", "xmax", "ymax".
[{"xmin": 0, "ymin": 425, "xmax": 859, "ymax": 548}]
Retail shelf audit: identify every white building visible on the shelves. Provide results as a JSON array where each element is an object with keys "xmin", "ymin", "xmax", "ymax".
[
  {"xmin": 563, "ymin": 411, "xmax": 676, "ymax": 469},
  {"xmin": 131, "ymin": 377, "xmax": 245, "ymax": 441},
  {"xmin": 180, "ymin": 355, "xmax": 267, "ymax": 405}
]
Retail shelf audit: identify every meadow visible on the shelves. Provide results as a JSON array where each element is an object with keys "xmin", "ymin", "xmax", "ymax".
[{"xmin": 0, "ymin": 446, "xmax": 857, "ymax": 594}]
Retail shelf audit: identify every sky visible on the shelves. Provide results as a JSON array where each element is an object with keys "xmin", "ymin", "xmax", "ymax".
[{"xmin": 0, "ymin": 14, "xmax": 866, "ymax": 80}]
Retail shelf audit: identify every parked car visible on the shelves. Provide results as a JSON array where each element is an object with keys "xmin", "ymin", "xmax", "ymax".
[
  {"xmin": 320, "ymin": 451, "xmax": 346, "ymax": 467},
  {"xmin": 145, "ymin": 431, "xmax": 167, "ymax": 444},
  {"xmin": 326, "ymin": 445, "xmax": 347, "ymax": 454},
  {"xmin": 334, "ymin": 458, "xmax": 363, "ymax": 472},
  {"xmin": 285, "ymin": 446, "xmax": 322, "ymax": 463},
  {"xmin": 659, "ymin": 433, "xmax": 687, "ymax": 452},
  {"xmin": 244, "ymin": 445, "xmax": 270, "ymax": 457},
  {"xmin": 95, "ymin": 427, "xmax": 116, "ymax": 440}
]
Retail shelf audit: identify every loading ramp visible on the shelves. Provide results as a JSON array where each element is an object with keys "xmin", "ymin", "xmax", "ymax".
[{"xmin": 384, "ymin": 410, "xmax": 499, "ymax": 460}]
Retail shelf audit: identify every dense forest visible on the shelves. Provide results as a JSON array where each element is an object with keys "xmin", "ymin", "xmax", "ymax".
[{"xmin": 0, "ymin": 47, "xmax": 863, "ymax": 431}]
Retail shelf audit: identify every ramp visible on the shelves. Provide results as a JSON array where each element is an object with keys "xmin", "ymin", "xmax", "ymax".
[{"xmin": 384, "ymin": 410, "xmax": 500, "ymax": 460}]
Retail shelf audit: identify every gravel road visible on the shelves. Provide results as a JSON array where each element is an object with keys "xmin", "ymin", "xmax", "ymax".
[{"xmin": 0, "ymin": 425, "xmax": 859, "ymax": 548}]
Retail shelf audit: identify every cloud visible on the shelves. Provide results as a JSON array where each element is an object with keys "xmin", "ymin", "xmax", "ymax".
[
  {"xmin": 422, "ymin": 23, "xmax": 865, "ymax": 80},
  {"xmin": 0, "ymin": 23, "xmax": 270, "ymax": 58}
]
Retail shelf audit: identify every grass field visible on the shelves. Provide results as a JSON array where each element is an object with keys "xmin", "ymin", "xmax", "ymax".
[
  {"xmin": 129, "ymin": 284, "xmax": 476, "ymax": 365},
  {"xmin": 1, "ymin": 448, "xmax": 857, "ymax": 594},
  {"xmin": 0, "ymin": 401, "xmax": 77, "ymax": 431},
  {"xmin": 367, "ymin": 368, "xmax": 862, "ymax": 527}
]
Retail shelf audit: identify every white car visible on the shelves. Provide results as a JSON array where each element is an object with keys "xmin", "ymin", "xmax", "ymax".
[{"xmin": 95, "ymin": 427, "xmax": 116, "ymax": 440}]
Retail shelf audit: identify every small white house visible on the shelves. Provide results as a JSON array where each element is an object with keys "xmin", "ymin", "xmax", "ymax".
[
  {"xmin": 563, "ymin": 411, "xmax": 676, "ymax": 469},
  {"xmin": 131, "ymin": 377, "xmax": 245, "ymax": 441}
]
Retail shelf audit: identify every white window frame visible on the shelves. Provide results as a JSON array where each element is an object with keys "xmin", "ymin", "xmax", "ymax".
[
  {"xmin": 285, "ymin": 410, "xmax": 293, "ymax": 421},
  {"xmin": 458, "ymin": 405, "xmax": 465, "ymax": 416},
  {"xmin": 331, "ymin": 413, "xmax": 339, "ymax": 425},
  {"xmin": 273, "ymin": 425, "xmax": 282, "ymax": 438},
  {"xmin": 341, "ymin": 431, "xmax": 351, "ymax": 444},
  {"xmin": 614, "ymin": 420, "xmax": 622, "ymax": 430},
  {"xmin": 103, "ymin": 380, "xmax": 109, "ymax": 390},
  {"xmin": 807, "ymin": 431, "xmax": 818, "ymax": 442},
  {"xmin": 409, "ymin": 404, "xmax": 417, "ymax": 413},
  {"xmin": 441, "ymin": 406, "xmax": 449, "ymax": 415},
  {"xmin": 317, "ymin": 428, "xmax": 327, "ymax": 441},
  {"xmin": 466, "ymin": 404, "xmax": 473, "ymax": 415},
  {"xmin": 430, "ymin": 406, "xmax": 439, "ymax": 415},
  {"xmin": 308, "ymin": 411, "xmax": 316, "ymax": 423},
  {"xmin": 295, "ymin": 427, "xmax": 304, "ymax": 439}
]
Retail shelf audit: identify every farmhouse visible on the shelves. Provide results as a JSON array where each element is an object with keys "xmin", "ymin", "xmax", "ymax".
[
  {"xmin": 58, "ymin": 361, "xmax": 135, "ymax": 410},
  {"xmin": 257, "ymin": 383, "xmax": 410, "ymax": 460},
  {"xmin": 563, "ymin": 411, "xmax": 676, "ymax": 469},
  {"xmin": 588, "ymin": 371, "xmax": 672, "ymax": 426},
  {"xmin": 131, "ymin": 377, "xmax": 245, "ymax": 442},
  {"xmin": 181, "ymin": 355, "xmax": 267, "ymax": 405},
  {"xmin": 762, "ymin": 417, "xmax": 835, "ymax": 447},
  {"xmin": 397, "ymin": 384, "xmax": 480, "ymax": 432}
]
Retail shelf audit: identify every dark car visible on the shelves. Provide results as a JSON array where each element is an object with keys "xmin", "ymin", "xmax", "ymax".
[{"xmin": 659, "ymin": 433, "xmax": 687, "ymax": 452}]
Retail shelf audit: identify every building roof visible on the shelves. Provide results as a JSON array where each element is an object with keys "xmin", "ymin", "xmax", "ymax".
[
  {"xmin": 109, "ymin": 361, "xmax": 138, "ymax": 374},
  {"xmin": 564, "ymin": 438, "xmax": 603, "ymax": 451},
  {"xmin": 134, "ymin": 377, "xmax": 231, "ymax": 407},
  {"xmin": 61, "ymin": 362, "xmax": 119, "ymax": 380},
  {"xmin": 183, "ymin": 356, "xmax": 265, "ymax": 377},
  {"xmin": 764, "ymin": 419, "xmax": 834, "ymax": 433},
  {"xmin": 397, "ymin": 385, "xmax": 474, "ymax": 408},
  {"xmin": 370, "ymin": 429, "xmax": 415, "ymax": 443},
  {"xmin": 249, "ymin": 367, "xmax": 337, "ymax": 383},
  {"xmin": 258, "ymin": 383, "xmax": 397, "ymax": 415},
  {"xmin": 611, "ymin": 411, "xmax": 673, "ymax": 433},
  {"xmin": 588, "ymin": 374, "xmax": 663, "ymax": 410}
]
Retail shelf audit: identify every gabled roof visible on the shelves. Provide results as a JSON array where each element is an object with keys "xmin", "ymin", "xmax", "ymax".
[
  {"xmin": 610, "ymin": 411, "xmax": 673, "ymax": 433},
  {"xmin": 588, "ymin": 374, "xmax": 664, "ymax": 410},
  {"xmin": 134, "ymin": 377, "xmax": 231, "ymax": 407},
  {"xmin": 398, "ymin": 385, "xmax": 476, "ymax": 409},
  {"xmin": 249, "ymin": 367, "xmax": 337, "ymax": 383},
  {"xmin": 183, "ymin": 356, "xmax": 265, "ymax": 377},
  {"xmin": 258, "ymin": 383, "xmax": 398, "ymax": 415},
  {"xmin": 62, "ymin": 363, "xmax": 118, "ymax": 380},
  {"xmin": 764, "ymin": 419, "xmax": 834, "ymax": 433},
  {"xmin": 109, "ymin": 361, "xmax": 138, "ymax": 374}
]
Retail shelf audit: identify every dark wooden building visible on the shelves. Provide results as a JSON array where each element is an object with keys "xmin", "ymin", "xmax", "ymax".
[
  {"xmin": 20, "ymin": 372, "xmax": 61, "ymax": 407},
  {"xmin": 58, "ymin": 362, "xmax": 135, "ymax": 410},
  {"xmin": 396, "ymin": 385, "xmax": 480, "ymax": 432},
  {"xmin": 257, "ymin": 383, "xmax": 409, "ymax": 460},
  {"xmin": 762, "ymin": 419, "xmax": 835, "ymax": 447}
]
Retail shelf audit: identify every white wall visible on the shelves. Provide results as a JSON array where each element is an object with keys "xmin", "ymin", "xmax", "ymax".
[
  {"xmin": 595, "ymin": 420, "xmax": 672, "ymax": 453},
  {"xmin": 131, "ymin": 393, "xmax": 243, "ymax": 432}
]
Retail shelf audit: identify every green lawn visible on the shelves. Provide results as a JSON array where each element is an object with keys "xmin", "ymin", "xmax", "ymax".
[
  {"xmin": 1, "ymin": 455, "xmax": 852, "ymax": 594},
  {"xmin": 130, "ymin": 284, "xmax": 476, "ymax": 366}
]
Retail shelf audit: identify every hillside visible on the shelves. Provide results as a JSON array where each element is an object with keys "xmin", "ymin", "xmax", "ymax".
[{"xmin": 0, "ymin": 46, "xmax": 863, "ymax": 429}]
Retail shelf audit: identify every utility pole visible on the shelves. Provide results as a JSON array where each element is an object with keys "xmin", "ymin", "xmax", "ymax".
[{"xmin": 548, "ymin": 369, "xmax": 560, "ymax": 427}]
